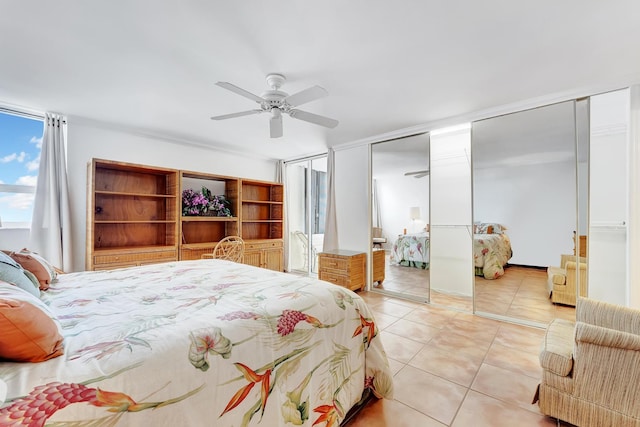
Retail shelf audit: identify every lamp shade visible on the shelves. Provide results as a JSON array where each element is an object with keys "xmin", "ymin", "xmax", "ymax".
[{"xmin": 409, "ymin": 207, "xmax": 421, "ymax": 220}]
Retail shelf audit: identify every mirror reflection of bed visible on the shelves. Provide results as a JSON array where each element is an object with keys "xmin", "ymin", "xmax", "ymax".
[
  {"xmin": 371, "ymin": 134, "xmax": 430, "ymax": 302},
  {"xmin": 471, "ymin": 100, "xmax": 587, "ymax": 325}
]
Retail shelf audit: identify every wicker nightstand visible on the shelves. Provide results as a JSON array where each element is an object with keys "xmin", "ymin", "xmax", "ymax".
[{"xmin": 318, "ymin": 249, "xmax": 366, "ymax": 291}]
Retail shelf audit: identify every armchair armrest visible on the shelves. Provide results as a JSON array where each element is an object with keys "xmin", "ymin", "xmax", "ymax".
[{"xmin": 540, "ymin": 318, "xmax": 575, "ymax": 376}]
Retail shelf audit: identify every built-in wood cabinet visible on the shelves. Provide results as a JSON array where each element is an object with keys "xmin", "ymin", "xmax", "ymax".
[
  {"xmin": 86, "ymin": 160, "xmax": 284, "ymax": 271},
  {"xmin": 86, "ymin": 159, "xmax": 179, "ymax": 270},
  {"xmin": 244, "ymin": 239, "xmax": 283, "ymax": 271},
  {"xmin": 179, "ymin": 171, "xmax": 239, "ymax": 261},
  {"xmin": 240, "ymin": 179, "xmax": 284, "ymax": 271}
]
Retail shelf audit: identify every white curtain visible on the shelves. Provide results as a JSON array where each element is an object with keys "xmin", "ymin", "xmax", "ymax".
[
  {"xmin": 30, "ymin": 113, "xmax": 72, "ymax": 271},
  {"xmin": 323, "ymin": 148, "xmax": 339, "ymax": 251},
  {"xmin": 276, "ymin": 160, "xmax": 290, "ymax": 271}
]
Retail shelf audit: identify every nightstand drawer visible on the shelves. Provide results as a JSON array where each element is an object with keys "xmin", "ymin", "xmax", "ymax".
[
  {"xmin": 318, "ymin": 257, "xmax": 348, "ymax": 271},
  {"xmin": 319, "ymin": 270, "xmax": 349, "ymax": 287}
]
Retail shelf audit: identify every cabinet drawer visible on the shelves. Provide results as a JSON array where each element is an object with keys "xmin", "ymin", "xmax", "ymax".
[
  {"xmin": 245, "ymin": 240, "xmax": 283, "ymax": 250},
  {"xmin": 94, "ymin": 250, "xmax": 177, "ymax": 265},
  {"xmin": 319, "ymin": 257, "xmax": 348, "ymax": 271},
  {"xmin": 319, "ymin": 270, "xmax": 349, "ymax": 287}
]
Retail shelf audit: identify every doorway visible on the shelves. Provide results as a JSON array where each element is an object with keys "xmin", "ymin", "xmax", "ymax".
[{"xmin": 286, "ymin": 156, "xmax": 327, "ymax": 275}]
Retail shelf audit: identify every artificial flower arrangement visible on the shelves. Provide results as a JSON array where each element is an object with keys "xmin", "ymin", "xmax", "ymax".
[{"xmin": 182, "ymin": 187, "xmax": 232, "ymax": 217}]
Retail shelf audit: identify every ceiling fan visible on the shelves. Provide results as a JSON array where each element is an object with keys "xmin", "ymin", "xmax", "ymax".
[
  {"xmin": 211, "ymin": 73, "xmax": 339, "ymax": 138},
  {"xmin": 404, "ymin": 170, "xmax": 430, "ymax": 178}
]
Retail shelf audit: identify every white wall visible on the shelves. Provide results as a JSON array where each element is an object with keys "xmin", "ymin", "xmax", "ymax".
[
  {"xmin": 66, "ymin": 119, "xmax": 276, "ymax": 271},
  {"xmin": 474, "ymin": 160, "xmax": 576, "ymax": 267},
  {"xmin": 334, "ymin": 146, "xmax": 369, "ymax": 254},
  {"xmin": 374, "ymin": 175, "xmax": 429, "ymax": 249},
  {"xmin": 589, "ymin": 89, "xmax": 629, "ymax": 305},
  {"xmin": 0, "ymin": 228, "xmax": 30, "ymax": 252}
]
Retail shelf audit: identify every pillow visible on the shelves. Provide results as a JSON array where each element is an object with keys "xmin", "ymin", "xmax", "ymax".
[
  {"xmin": 0, "ymin": 281, "xmax": 64, "ymax": 362},
  {"xmin": 7, "ymin": 249, "xmax": 58, "ymax": 290},
  {"xmin": 475, "ymin": 223, "xmax": 505, "ymax": 234},
  {"xmin": 0, "ymin": 252, "xmax": 40, "ymax": 298}
]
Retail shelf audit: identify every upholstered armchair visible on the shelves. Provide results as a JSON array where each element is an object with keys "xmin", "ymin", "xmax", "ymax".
[
  {"xmin": 547, "ymin": 254, "xmax": 587, "ymax": 306},
  {"xmin": 536, "ymin": 297, "xmax": 640, "ymax": 426}
]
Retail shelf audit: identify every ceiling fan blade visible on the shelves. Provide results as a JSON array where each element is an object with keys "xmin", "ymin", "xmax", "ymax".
[
  {"xmin": 283, "ymin": 85, "xmax": 328, "ymax": 107},
  {"xmin": 270, "ymin": 110, "xmax": 283, "ymax": 138},
  {"xmin": 404, "ymin": 170, "xmax": 430, "ymax": 177},
  {"xmin": 288, "ymin": 109, "xmax": 338, "ymax": 128},
  {"xmin": 215, "ymin": 82, "xmax": 264, "ymax": 103},
  {"xmin": 211, "ymin": 109, "xmax": 263, "ymax": 120}
]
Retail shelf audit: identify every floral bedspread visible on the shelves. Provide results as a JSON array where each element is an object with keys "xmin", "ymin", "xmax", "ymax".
[
  {"xmin": 390, "ymin": 232, "xmax": 429, "ymax": 269},
  {"xmin": 474, "ymin": 233, "xmax": 513, "ymax": 279},
  {"xmin": 0, "ymin": 260, "xmax": 393, "ymax": 427}
]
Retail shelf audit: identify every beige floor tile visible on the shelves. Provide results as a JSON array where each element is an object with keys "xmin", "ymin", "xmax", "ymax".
[
  {"xmin": 409, "ymin": 345, "xmax": 484, "ymax": 387},
  {"xmin": 471, "ymin": 363, "xmax": 542, "ymax": 414},
  {"xmin": 451, "ymin": 390, "xmax": 558, "ymax": 427},
  {"xmin": 386, "ymin": 357, "xmax": 405, "ymax": 376},
  {"xmin": 345, "ymin": 398, "xmax": 446, "ymax": 427},
  {"xmin": 429, "ymin": 331, "xmax": 492, "ymax": 360},
  {"xmin": 494, "ymin": 323, "xmax": 545, "ymax": 354},
  {"xmin": 368, "ymin": 300, "xmax": 416, "ymax": 318},
  {"xmin": 393, "ymin": 365, "xmax": 468, "ymax": 425},
  {"xmin": 379, "ymin": 331, "xmax": 425, "ymax": 363},
  {"xmin": 484, "ymin": 342, "xmax": 543, "ymax": 379},
  {"xmin": 403, "ymin": 306, "xmax": 456, "ymax": 329},
  {"xmin": 371, "ymin": 311, "xmax": 402, "ymax": 330},
  {"xmin": 383, "ymin": 318, "xmax": 440, "ymax": 344}
]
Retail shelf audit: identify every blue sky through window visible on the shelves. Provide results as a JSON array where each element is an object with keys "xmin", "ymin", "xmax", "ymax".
[{"xmin": 0, "ymin": 112, "xmax": 43, "ymax": 226}]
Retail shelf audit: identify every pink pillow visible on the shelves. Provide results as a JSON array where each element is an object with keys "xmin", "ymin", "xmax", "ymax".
[
  {"xmin": 6, "ymin": 249, "xmax": 58, "ymax": 290},
  {"xmin": 0, "ymin": 281, "xmax": 64, "ymax": 362}
]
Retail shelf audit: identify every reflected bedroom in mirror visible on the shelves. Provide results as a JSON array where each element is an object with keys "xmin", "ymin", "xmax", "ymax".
[
  {"xmin": 371, "ymin": 133, "xmax": 430, "ymax": 302},
  {"xmin": 471, "ymin": 100, "xmax": 585, "ymax": 325}
]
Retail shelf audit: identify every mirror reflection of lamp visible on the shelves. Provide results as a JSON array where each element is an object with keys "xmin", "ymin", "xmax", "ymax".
[{"xmin": 409, "ymin": 207, "xmax": 421, "ymax": 233}]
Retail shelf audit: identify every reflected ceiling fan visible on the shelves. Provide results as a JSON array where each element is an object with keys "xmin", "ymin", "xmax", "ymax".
[
  {"xmin": 404, "ymin": 170, "xmax": 430, "ymax": 178},
  {"xmin": 211, "ymin": 73, "xmax": 339, "ymax": 138}
]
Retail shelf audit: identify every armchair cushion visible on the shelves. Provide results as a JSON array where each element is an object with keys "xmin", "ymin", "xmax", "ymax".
[{"xmin": 539, "ymin": 318, "xmax": 575, "ymax": 377}]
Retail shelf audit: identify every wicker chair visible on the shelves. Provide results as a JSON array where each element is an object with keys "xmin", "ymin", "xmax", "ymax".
[
  {"xmin": 536, "ymin": 297, "xmax": 640, "ymax": 426},
  {"xmin": 201, "ymin": 236, "xmax": 244, "ymax": 263}
]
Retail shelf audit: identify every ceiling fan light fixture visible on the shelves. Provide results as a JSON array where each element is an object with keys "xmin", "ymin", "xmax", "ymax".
[{"xmin": 212, "ymin": 73, "xmax": 339, "ymax": 138}]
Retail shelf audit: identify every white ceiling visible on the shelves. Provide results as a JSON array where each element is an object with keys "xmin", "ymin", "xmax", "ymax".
[{"xmin": 1, "ymin": 1, "xmax": 639, "ymax": 161}]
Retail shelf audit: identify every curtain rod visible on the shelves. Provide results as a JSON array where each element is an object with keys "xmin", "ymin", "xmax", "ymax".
[{"xmin": 0, "ymin": 106, "xmax": 45, "ymax": 121}]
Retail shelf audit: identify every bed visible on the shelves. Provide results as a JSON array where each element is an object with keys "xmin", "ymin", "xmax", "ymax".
[
  {"xmin": 0, "ymin": 259, "xmax": 393, "ymax": 427},
  {"xmin": 390, "ymin": 224, "xmax": 513, "ymax": 279},
  {"xmin": 474, "ymin": 232, "xmax": 513, "ymax": 279},
  {"xmin": 390, "ymin": 232, "xmax": 429, "ymax": 269}
]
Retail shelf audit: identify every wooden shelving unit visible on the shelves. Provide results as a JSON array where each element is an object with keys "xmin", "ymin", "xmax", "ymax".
[
  {"xmin": 86, "ymin": 159, "xmax": 179, "ymax": 270},
  {"xmin": 179, "ymin": 171, "xmax": 239, "ymax": 260},
  {"xmin": 240, "ymin": 179, "xmax": 284, "ymax": 271},
  {"xmin": 86, "ymin": 160, "xmax": 285, "ymax": 272}
]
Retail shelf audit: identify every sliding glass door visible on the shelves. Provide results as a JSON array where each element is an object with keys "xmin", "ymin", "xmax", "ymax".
[{"xmin": 286, "ymin": 156, "xmax": 327, "ymax": 275}]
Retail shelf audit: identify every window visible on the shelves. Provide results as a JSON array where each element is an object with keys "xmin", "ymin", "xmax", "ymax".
[{"xmin": 0, "ymin": 111, "xmax": 43, "ymax": 228}]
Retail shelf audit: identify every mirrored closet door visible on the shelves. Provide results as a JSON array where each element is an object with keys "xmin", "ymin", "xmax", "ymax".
[
  {"xmin": 370, "ymin": 134, "xmax": 430, "ymax": 302},
  {"xmin": 471, "ymin": 101, "xmax": 583, "ymax": 325}
]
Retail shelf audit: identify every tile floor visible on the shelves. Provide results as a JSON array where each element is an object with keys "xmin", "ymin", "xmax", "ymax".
[
  {"xmin": 346, "ymin": 291, "xmax": 575, "ymax": 426},
  {"xmin": 344, "ymin": 252, "xmax": 577, "ymax": 426}
]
